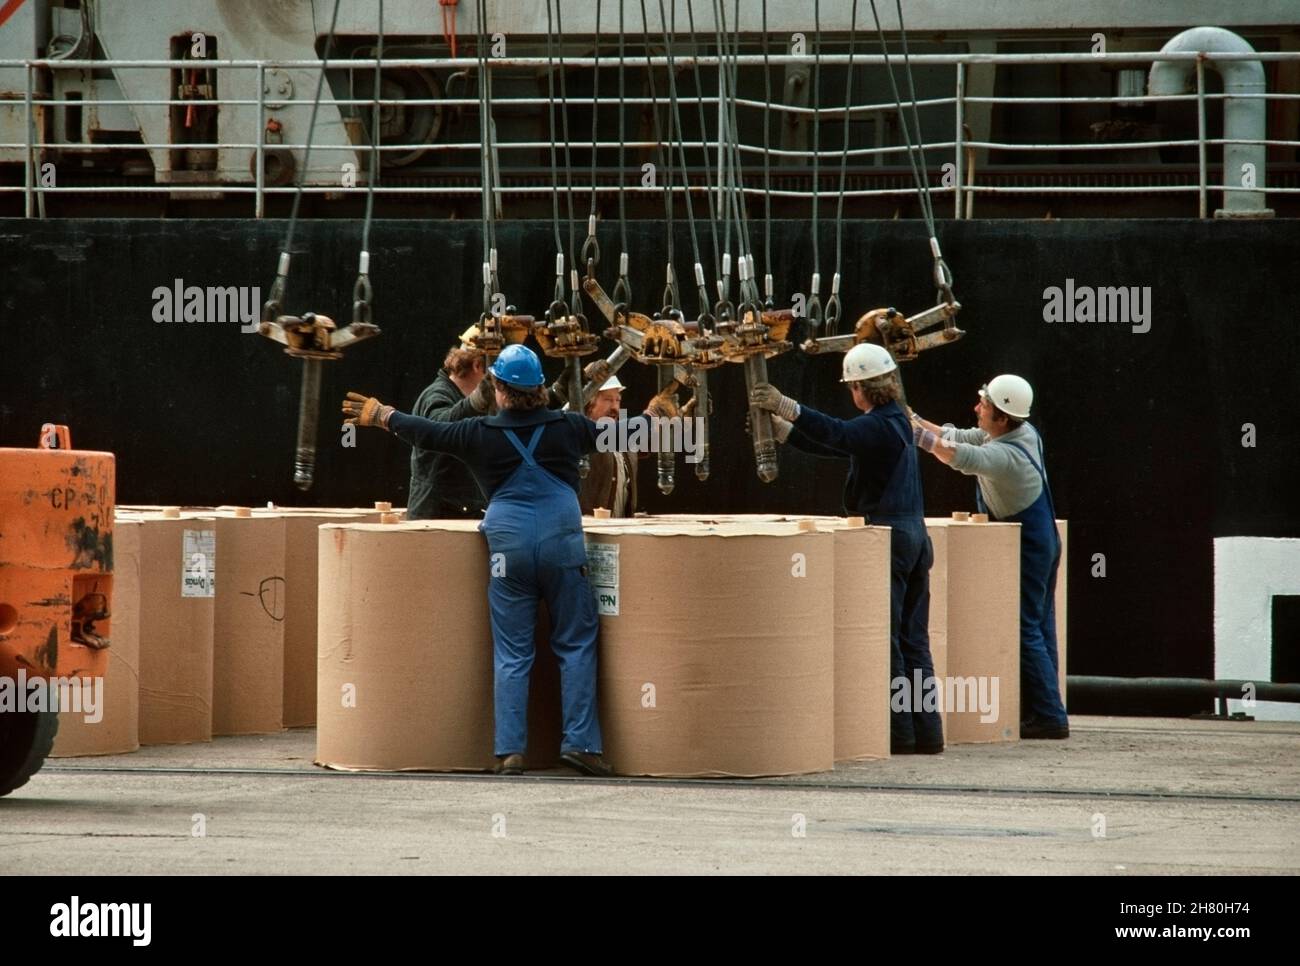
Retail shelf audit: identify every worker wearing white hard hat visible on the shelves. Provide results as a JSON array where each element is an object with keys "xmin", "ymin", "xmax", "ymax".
[
  {"xmin": 579, "ymin": 374, "xmax": 637, "ymax": 517},
  {"xmin": 751, "ymin": 342, "xmax": 944, "ymax": 754},
  {"xmin": 913, "ymin": 374, "xmax": 1069, "ymax": 740}
]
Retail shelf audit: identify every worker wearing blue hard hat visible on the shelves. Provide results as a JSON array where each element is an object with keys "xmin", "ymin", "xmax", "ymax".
[{"xmin": 343, "ymin": 344, "xmax": 678, "ymax": 776}]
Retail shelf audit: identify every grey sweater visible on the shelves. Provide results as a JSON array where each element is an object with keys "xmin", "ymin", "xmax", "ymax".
[{"xmin": 943, "ymin": 422, "xmax": 1049, "ymax": 519}]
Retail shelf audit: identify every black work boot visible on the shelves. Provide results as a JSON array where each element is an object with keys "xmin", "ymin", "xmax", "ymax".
[
  {"xmin": 560, "ymin": 750, "xmax": 614, "ymax": 777},
  {"xmin": 495, "ymin": 753, "xmax": 525, "ymax": 775},
  {"xmin": 1021, "ymin": 717, "xmax": 1070, "ymax": 740}
]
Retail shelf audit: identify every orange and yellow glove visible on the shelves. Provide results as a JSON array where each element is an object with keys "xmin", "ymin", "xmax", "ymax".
[{"xmin": 342, "ymin": 391, "xmax": 395, "ymax": 429}]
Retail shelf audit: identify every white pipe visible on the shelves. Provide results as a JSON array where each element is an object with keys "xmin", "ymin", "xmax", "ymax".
[{"xmin": 1148, "ymin": 27, "xmax": 1272, "ymax": 217}]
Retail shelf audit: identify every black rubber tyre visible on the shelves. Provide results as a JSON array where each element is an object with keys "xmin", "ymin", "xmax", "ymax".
[{"xmin": 0, "ymin": 708, "xmax": 60, "ymax": 797}]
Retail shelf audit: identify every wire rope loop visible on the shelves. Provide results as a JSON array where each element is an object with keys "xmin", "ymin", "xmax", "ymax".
[
  {"xmin": 805, "ymin": 292, "xmax": 824, "ymax": 331},
  {"xmin": 612, "ymin": 276, "xmax": 631, "ymax": 307},
  {"xmin": 714, "ymin": 298, "xmax": 735, "ymax": 324},
  {"xmin": 581, "ymin": 234, "xmax": 600, "ymax": 273},
  {"xmin": 823, "ymin": 292, "xmax": 841, "ymax": 334},
  {"xmin": 933, "ymin": 257, "xmax": 955, "ymax": 292},
  {"xmin": 352, "ymin": 274, "xmax": 373, "ymax": 325}
]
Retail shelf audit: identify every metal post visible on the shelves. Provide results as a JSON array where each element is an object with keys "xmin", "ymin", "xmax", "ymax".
[
  {"xmin": 24, "ymin": 63, "xmax": 35, "ymax": 219},
  {"xmin": 293, "ymin": 359, "xmax": 324, "ymax": 490},
  {"xmin": 954, "ymin": 61, "xmax": 965, "ymax": 219},
  {"xmin": 1195, "ymin": 57, "xmax": 1208, "ymax": 219},
  {"xmin": 255, "ymin": 64, "xmax": 265, "ymax": 218}
]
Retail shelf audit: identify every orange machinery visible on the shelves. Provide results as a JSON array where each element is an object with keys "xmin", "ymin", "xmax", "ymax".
[{"xmin": 0, "ymin": 425, "xmax": 114, "ymax": 795}]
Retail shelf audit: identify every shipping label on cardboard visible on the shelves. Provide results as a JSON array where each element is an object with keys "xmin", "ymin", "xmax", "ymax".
[
  {"xmin": 585, "ymin": 541, "xmax": 619, "ymax": 616},
  {"xmin": 182, "ymin": 529, "xmax": 216, "ymax": 597}
]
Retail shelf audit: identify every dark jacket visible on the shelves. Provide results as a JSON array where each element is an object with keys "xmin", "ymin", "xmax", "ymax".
[
  {"xmin": 790, "ymin": 400, "xmax": 923, "ymax": 521},
  {"xmin": 390, "ymin": 407, "xmax": 655, "ymax": 502},
  {"xmin": 578, "ymin": 450, "xmax": 638, "ymax": 517},
  {"xmin": 406, "ymin": 370, "xmax": 486, "ymax": 519}
]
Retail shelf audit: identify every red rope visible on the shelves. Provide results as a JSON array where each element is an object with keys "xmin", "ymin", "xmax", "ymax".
[{"xmin": 440, "ymin": 0, "xmax": 458, "ymax": 59}]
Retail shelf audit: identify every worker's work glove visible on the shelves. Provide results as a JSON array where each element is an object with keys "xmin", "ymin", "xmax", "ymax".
[
  {"xmin": 342, "ymin": 391, "xmax": 394, "ymax": 429},
  {"xmin": 770, "ymin": 413, "xmax": 793, "ymax": 443},
  {"xmin": 750, "ymin": 383, "xmax": 800, "ymax": 422},
  {"xmin": 913, "ymin": 423, "xmax": 952, "ymax": 454},
  {"xmin": 468, "ymin": 373, "xmax": 496, "ymax": 414},
  {"xmin": 745, "ymin": 411, "xmax": 792, "ymax": 444},
  {"xmin": 583, "ymin": 358, "xmax": 613, "ymax": 387},
  {"xmin": 644, "ymin": 385, "xmax": 681, "ymax": 420}
]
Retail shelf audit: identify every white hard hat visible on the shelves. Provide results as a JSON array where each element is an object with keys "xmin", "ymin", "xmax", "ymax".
[
  {"xmin": 980, "ymin": 374, "xmax": 1033, "ymax": 419},
  {"xmin": 841, "ymin": 343, "xmax": 897, "ymax": 382},
  {"xmin": 598, "ymin": 375, "xmax": 626, "ymax": 392}
]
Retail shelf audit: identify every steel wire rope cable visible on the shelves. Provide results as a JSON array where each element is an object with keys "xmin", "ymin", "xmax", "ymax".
[
  {"xmin": 657, "ymin": 0, "xmax": 713, "ymax": 322},
  {"xmin": 759, "ymin": 0, "xmax": 776, "ymax": 307},
  {"xmin": 553, "ymin": 0, "xmax": 582, "ymax": 308},
  {"xmin": 710, "ymin": 0, "xmax": 736, "ymax": 315},
  {"xmin": 544, "ymin": 0, "xmax": 576, "ymax": 311},
  {"xmin": 352, "ymin": 0, "xmax": 384, "ymax": 326},
  {"xmin": 867, "ymin": 0, "xmax": 955, "ymax": 303},
  {"xmin": 805, "ymin": 0, "xmax": 825, "ymax": 332},
  {"xmin": 638, "ymin": 0, "xmax": 679, "ymax": 311},
  {"xmin": 263, "ymin": 0, "xmax": 343, "ymax": 320},
  {"xmin": 612, "ymin": 0, "xmax": 633, "ymax": 306},
  {"xmin": 714, "ymin": 0, "xmax": 760, "ymax": 313},
  {"xmin": 681, "ymin": 0, "xmax": 726, "ymax": 321},
  {"xmin": 476, "ymin": 0, "xmax": 499, "ymax": 317},
  {"xmin": 825, "ymin": 0, "xmax": 859, "ymax": 335},
  {"xmin": 580, "ymin": 0, "xmax": 603, "ymax": 279}
]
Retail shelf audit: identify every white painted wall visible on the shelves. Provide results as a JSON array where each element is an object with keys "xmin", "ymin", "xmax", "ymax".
[{"xmin": 1214, "ymin": 537, "xmax": 1300, "ymax": 722}]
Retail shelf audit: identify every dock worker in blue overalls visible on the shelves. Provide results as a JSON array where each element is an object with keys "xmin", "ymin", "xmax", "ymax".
[
  {"xmin": 342, "ymin": 344, "xmax": 675, "ymax": 776},
  {"xmin": 912, "ymin": 374, "xmax": 1070, "ymax": 739},
  {"xmin": 751, "ymin": 343, "xmax": 944, "ymax": 755}
]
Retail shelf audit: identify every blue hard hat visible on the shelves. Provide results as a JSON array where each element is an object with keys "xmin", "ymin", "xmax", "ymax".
[{"xmin": 489, "ymin": 343, "xmax": 545, "ymax": 387}]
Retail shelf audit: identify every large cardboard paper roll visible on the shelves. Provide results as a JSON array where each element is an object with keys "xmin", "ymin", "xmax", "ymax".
[
  {"xmin": 276, "ymin": 509, "xmax": 380, "ymax": 727},
  {"xmin": 50, "ymin": 519, "xmax": 141, "ymax": 757},
  {"xmin": 926, "ymin": 519, "xmax": 1021, "ymax": 744},
  {"xmin": 316, "ymin": 522, "xmax": 495, "ymax": 771},
  {"xmin": 830, "ymin": 525, "xmax": 891, "ymax": 761},
  {"xmin": 586, "ymin": 524, "xmax": 835, "ymax": 777},
  {"xmin": 116, "ymin": 511, "xmax": 215, "ymax": 745},
  {"xmin": 210, "ymin": 512, "xmax": 286, "ymax": 736}
]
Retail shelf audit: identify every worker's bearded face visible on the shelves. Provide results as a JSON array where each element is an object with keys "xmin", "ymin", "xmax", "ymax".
[{"xmin": 588, "ymin": 389, "xmax": 622, "ymax": 421}]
